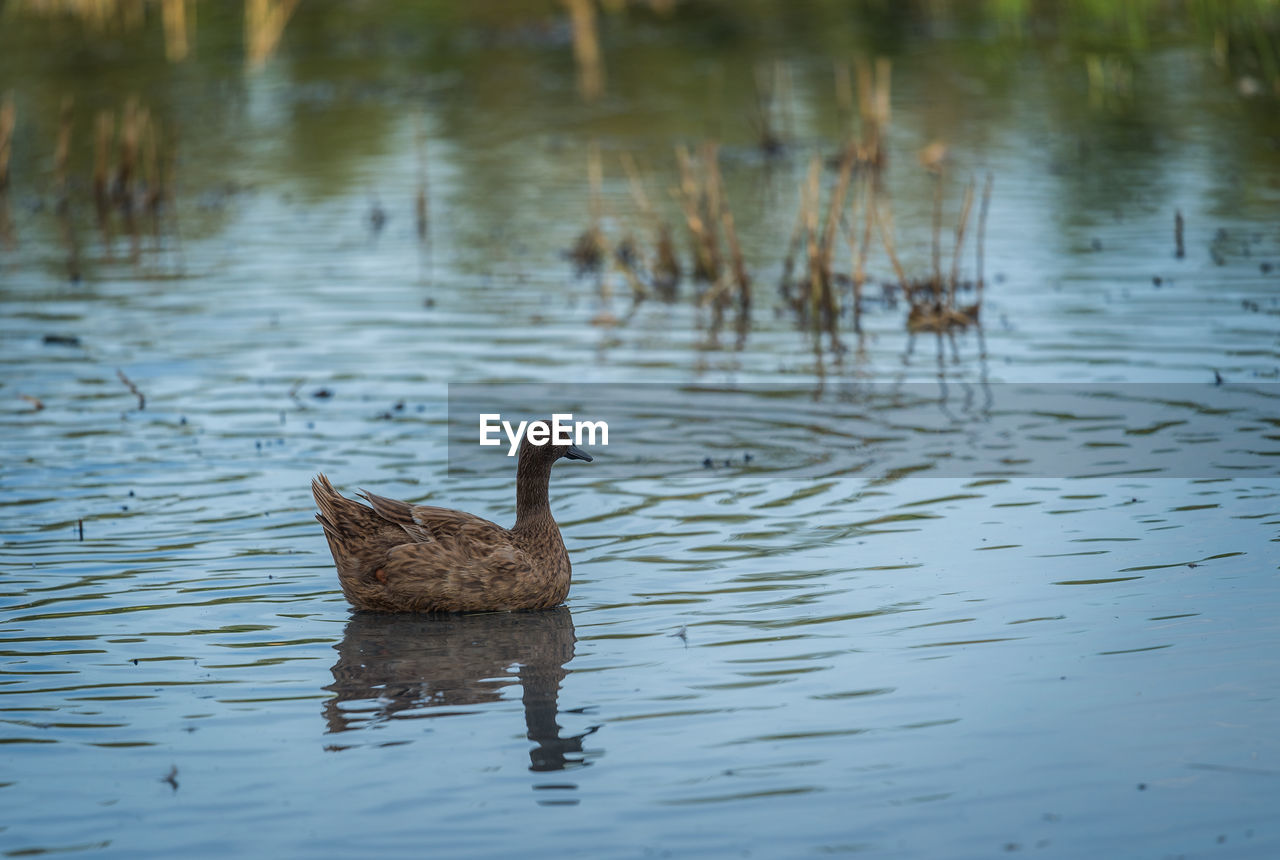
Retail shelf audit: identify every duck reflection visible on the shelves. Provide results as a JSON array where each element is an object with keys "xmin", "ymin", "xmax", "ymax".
[{"xmin": 323, "ymin": 607, "xmax": 596, "ymax": 773}]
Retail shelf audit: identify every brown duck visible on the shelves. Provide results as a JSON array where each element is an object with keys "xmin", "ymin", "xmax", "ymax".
[{"xmin": 312, "ymin": 439, "xmax": 592, "ymax": 612}]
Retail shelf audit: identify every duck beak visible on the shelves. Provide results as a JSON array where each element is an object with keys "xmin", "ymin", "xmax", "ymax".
[{"xmin": 564, "ymin": 444, "xmax": 592, "ymax": 462}]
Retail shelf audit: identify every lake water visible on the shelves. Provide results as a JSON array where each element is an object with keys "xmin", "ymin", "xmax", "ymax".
[{"xmin": 2, "ymin": 4, "xmax": 1279, "ymax": 858}]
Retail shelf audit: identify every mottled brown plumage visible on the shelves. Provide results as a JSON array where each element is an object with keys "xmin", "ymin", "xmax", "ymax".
[{"xmin": 312, "ymin": 438, "xmax": 591, "ymax": 612}]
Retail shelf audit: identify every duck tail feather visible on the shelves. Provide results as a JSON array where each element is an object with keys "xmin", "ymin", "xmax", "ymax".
[
  {"xmin": 359, "ymin": 489, "xmax": 414, "ymax": 525},
  {"xmin": 312, "ymin": 474, "xmax": 342, "ymax": 527}
]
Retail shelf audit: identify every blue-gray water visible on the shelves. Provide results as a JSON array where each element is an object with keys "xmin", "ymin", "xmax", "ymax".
[{"xmin": 2, "ymin": 4, "xmax": 1279, "ymax": 857}]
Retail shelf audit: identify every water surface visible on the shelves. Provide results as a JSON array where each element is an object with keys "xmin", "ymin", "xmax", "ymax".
[{"xmin": 2, "ymin": 4, "xmax": 1279, "ymax": 858}]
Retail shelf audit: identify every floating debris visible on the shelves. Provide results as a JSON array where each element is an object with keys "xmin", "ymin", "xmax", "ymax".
[{"xmin": 116, "ymin": 369, "xmax": 145, "ymax": 410}]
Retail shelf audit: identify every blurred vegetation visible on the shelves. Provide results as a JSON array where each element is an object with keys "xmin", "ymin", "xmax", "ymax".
[
  {"xmin": 3, "ymin": 0, "xmax": 1278, "ymax": 94},
  {"xmin": 2, "ymin": 0, "xmax": 1276, "ymax": 262}
]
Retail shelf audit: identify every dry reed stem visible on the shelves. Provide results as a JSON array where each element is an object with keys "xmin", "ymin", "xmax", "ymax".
[
  {"xmin": 162, "ymin": 0, "xmax": 189, "ymax": 61},
  {"xmin": 853, "ymin": 56, "xmax": 891, "ymax": 168},
  {"xmin": 875, "ymin": 58, "xmax": 892, "ymax": 130},
  {"xmin": 246, "ymin": 0, "xmax": 300, "ymax": 68},
  {"xmin": 834, "ymin": 62, "xmax": 854, "ymax": 135},
  {"xmin": 562, "ymin": 0, "xmax": 604, "ymax": 102},
  {"xmin": 872, "ymin": 198, "xmax": 909, "ymax": 288},
  {"xmin": 674, "ymin": 145, "xmax": 716, "ymax": 281},
  {"xmin": 701, "ymin": 142, "xmax": 725, "ymax": 288},
  {"xmin": 778, "ymin": 62, "xmax": 796, "ymax": 147},
  {"xmin": 752, "ymin": 63, "xmax": 785, "ymax": 154},
  {"xmin": 587, "ymin": 140, "xmax": 603, "ymax": 229},
  {"xmin": 615, "ymin": 243, "xmax": 648, "ymax": 302},
  {"xmin": 779, "ymin": 171, "xmax": 812, "ymax": 299},
  {"xmin": 654, "ymin": 223, "xmax": 680, "ymax": 294},
  {"xmin": 855, "ymin": 56, "xmax": 874, "ymax": 132},
  {"xmin": 719, "ymin": 204, "xmax": 749, "ymax": 312},
  {"xmin": 820, "ymin": 153, "xmax": 854, "ymax": 273},
  {"xmin": 147, "ymin": 119, "xmax": 164, "ymax": 213},
  {"xmin": 0, "ymin": 92, "xmax": 14, "ymax": 191},
  {"xmin": 621, "ymin": 152, "xmax": 680, "ymax": 294},
  {"xmin": 0, "ymin": 192, "xmax": 13, "ymax": 250},
  {"xmin": 949, "ymin": 178, "xmax": 976, "ymax": 304},
  {"xmin": 931, "ymin": 172, "xmax": 944, "ymax": 293},
  {"xmin": 855, "ymin": 56, "xmax": 885, "ymax": 167},
  {"xmin": 415, "ymin": 119, "xmax": 429, "ymax": 244},
  {"xmin": 751, "ymin": 65, "xmax": 772, "ymax": 145},
  {"xmin": 976, "ymin": 173, "xmax": 993, "ymax": 302},
  {"xmin": 802, "ymin": 156, "xmax": 824, "ymax": 327},
  {"xmin": 161, "ymin": 124, "xmax": 179, "ymax": 219},
  {"xmin": 696, "ymin": 155, "xmax": 729, "ymax": 309},
  {"xmin": 116, "ymin": 98, "xmax": 141, "ymax": 205},
  {"xmin": 570, "ymin": 141, "xmax": 608, "ymax": 274},
  {"xmin": 620, "ymin": 152, "xmax": 655, "ymax": 223},
  {"xmin": 706, "ymin": 146, "xmax": 749, "ymax": 314},
  {"xmin": 93, "ymin": 110, "xmax": 113, "ymax": 209},
  {"xmin": 414, "ymin": 183, "xmax": 427, "ymax": 242},
  {"xmin": 813, "ymin": 154, "xmax": 855, "ymax": 343},
  {"xmin": 850, "ymin": 174, "xmax": 877, "ymax": 333},
  {"xmin": 54, "ymin": 97, "xmax": 73, "ymax": 198}
]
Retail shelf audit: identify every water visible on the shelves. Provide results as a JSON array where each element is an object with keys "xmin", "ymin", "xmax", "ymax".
[{"xmin": 2, "ymin": 4, "xmax": 1279, "ymax": 857}]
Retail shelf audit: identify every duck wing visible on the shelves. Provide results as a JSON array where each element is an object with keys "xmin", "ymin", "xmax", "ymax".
[
  {"xmin": 359, "ymin": 492, "xmax": 508, "ymax": 546},
  {"xmin": 358, "ymin": 491, "xmax": 538, "ymax": 612},
  {"xmin": 379, "ymin": 540, "xmax": 537, "ymax": 612}
]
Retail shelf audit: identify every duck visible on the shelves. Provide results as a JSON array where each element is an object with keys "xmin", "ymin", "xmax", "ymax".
[{"xmin": 312, "ymin": 438, "xmax": 592, "ymax": 612}]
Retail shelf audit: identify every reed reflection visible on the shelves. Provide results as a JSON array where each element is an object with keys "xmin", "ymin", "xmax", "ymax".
[{"xmin": 323, "ymin": 608, "xmax": 596, "ymax": 775}]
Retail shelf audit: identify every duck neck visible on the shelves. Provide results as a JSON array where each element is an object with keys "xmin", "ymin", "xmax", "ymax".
[{"xmin": 514, "ymin": 456, "xmax": 554, "ymax": 529}]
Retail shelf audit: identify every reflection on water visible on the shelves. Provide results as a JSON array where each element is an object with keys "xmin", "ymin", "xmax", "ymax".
[{"xmin": 324, "ymin": 609, "xmax": 596, "ymax": 779}]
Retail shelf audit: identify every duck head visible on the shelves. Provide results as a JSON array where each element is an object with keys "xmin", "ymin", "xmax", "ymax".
[
  {"xmin": 514, "ymin": 423, "xmax": 592, "ymax": 525},
  {"xmin": 518, "ymin": 439, "xmax": 593, "ymax": 465},
  {"xmin": 560, "ymin": 443, "xmax": 593, "ymax": 462},
  {"xmin": 515, "ymin": 422, "xmax": 593, "ymax": 467}
]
